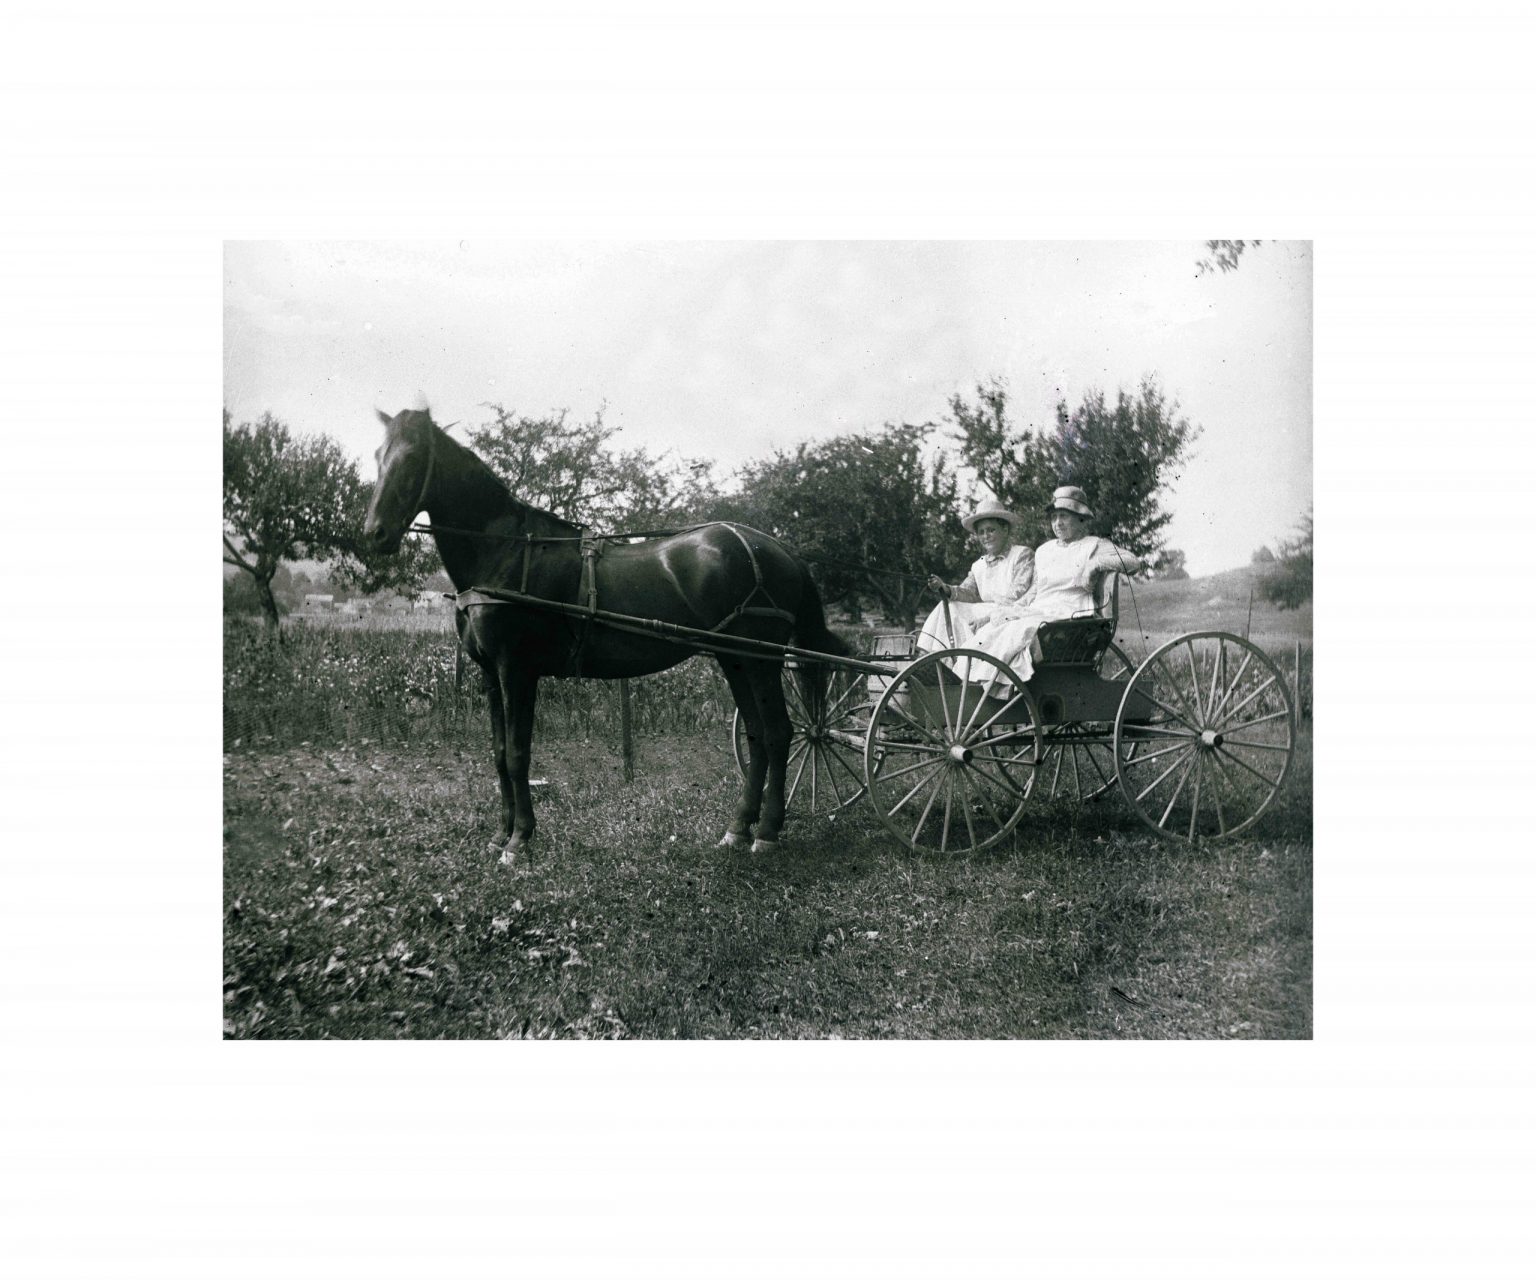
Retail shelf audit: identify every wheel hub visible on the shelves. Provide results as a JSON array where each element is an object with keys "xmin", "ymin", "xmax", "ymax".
[
  {"xmin": 948, "ymin": 743, "xmax": 973, "ymax": 764},
  {"xmin": 1200, "ymin": 728, "xmax": 1224, "ymax": 749}
]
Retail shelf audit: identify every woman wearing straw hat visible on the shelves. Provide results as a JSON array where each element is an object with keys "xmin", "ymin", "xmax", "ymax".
[
  {"xmin": 916, "ymin": 497, "xmax": 1035, "ymax": 654},
  {"xmin": 919, "ymin": 486, "xmax": 1144, "ymax": 683}
]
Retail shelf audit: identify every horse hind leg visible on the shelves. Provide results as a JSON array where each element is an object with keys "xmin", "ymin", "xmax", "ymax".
[
  {"xmin": 717, "ymin": 659, "xmax": 770, "ymax": 850},
  {"xmin": 745, "ymin": 660, "xmax": 793, "ymax": 853}
]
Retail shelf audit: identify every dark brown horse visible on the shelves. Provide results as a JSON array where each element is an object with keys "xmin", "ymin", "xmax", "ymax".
[{"xmin": 362, "ymin": 406, "xmax": 849, "ymax": 863}]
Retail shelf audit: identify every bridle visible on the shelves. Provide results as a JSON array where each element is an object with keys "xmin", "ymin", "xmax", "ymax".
[{"xmin": 393, "ymin": 416, "xmax": 455, "ymax": 530}]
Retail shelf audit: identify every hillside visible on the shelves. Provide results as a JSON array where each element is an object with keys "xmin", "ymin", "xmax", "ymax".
[{"xmin": 1110, "ymin": 564, "xmax": 1311, "ymax": 650}]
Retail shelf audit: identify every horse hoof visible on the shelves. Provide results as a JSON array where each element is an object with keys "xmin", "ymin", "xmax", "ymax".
[
  {"xmin": 750, "ymin": 838, "xmax": 778, "ymax": 854},
  {"xmin": 718, "ymin": 831, "xmax": 748, "ymax": 849}
]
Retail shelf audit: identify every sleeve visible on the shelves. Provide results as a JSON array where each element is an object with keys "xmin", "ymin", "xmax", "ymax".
[
  {"xmin": 1087, "ymin": 539, "xmax": 1143, "ymax": 578},
  {"xmin": 948, "ymin": 562, "xmax": 982, "ymax": 603},
  {"xmin": 999, "ymin": 546, "xmax": 1034, "ymax": 603}
]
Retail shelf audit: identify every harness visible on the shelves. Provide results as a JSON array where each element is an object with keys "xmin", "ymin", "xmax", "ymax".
[{"xmin": 454, "ymin": 521, "xmax": 796, "ymax": 674}]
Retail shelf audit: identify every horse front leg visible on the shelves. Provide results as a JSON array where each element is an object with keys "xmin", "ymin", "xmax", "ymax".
[
  {"xmin": 485, "ymin": 674, "xmax": 515, "ymax": 841},
  {"xmin": 497, "ymin": 666, "xmax": 540, "ymax": 867}
]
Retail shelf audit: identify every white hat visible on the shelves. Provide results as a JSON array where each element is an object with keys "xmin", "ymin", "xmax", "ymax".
[
  {"xmin": 961, "ymin": 498, "xmax": 1022, "ymax": 533},
  {"xmin": 1045, "ymin": 486, "xmax": 1094, "ymax": 518}
]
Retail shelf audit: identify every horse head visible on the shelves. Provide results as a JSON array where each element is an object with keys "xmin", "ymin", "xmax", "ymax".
[{"xmin": 363, "ymin": 406, "xmax": 437, "ymax": 554}]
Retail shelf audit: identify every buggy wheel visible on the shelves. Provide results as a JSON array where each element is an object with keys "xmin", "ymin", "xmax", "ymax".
[
  {"xmin": 1114, "ymin": 632, "xmax": 1295, "ymax": 842},
  {"xmin": 731, "ymin": 663, "xmax": 868, "ymax": 817},
  {"xmin": 864, "ymin": 648, "xmax": 1043, "ymax": 855},
  {"xmin": 1038, "ymin": 643, "xmax": 1138, "ymax": 803}
]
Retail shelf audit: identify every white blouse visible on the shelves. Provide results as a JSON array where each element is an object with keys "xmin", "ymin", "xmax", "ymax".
[{"xmin": 950, "ymin": 543, "xmax": 1034, "ymax": 605}]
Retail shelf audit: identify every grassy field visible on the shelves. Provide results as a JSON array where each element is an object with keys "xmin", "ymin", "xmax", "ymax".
[
  {"xmin": 223, "ymin": 565, "xmax": 1311, "ymax": 1039},
  {"xmin": 223, "ymin": 725, "xmax": 1311, "ymax": 1040}
]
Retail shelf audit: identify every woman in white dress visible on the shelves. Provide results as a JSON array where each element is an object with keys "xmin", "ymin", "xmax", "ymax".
[
  {"xmin": 921, "ymin": 486, "xmax": 1144, "ymax": 683},
  {"xmin": 917, "ymin": 498, "xmax": 1034, "ymax": 652}
]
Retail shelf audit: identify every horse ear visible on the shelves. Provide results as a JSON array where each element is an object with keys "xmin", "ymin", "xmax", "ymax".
[{"xmin": 376, "ymin": 408, "xmax": 393, "ymax": 428}]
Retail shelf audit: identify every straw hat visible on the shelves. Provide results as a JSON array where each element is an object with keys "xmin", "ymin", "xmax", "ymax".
[
  {"xmin": 1044, "ymin": 485, "xmax": 1094, "ymax": 518},
  {"xmin": 961, "ymin": 498, "xmax": 1022, "ymax": 533}
]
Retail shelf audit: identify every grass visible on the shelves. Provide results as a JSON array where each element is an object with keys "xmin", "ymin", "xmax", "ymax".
[
  {"xmin": 223, "ymin": 567, "xmax": 1312, "ymax": 1039},
  {"xmin": 223, "ymin": 724, "xmax": 1311, "ymax": 1040}
]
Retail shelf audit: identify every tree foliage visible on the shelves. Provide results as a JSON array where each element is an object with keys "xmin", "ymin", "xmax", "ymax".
[
  {"xmin": 223, "ymin": 410, "xmax": 431, "ymax": 630},
  {"xmin": 466, "ymin": 404, "xmax": 720, "ymax": 532},
  {"xmin": 1196, "ymin": 239, "xmax": 1262, "ymax": 276},
  {"xmin": 1260, "ymin": 507, "xmax": 1312, "ymax": 610},
  {"xmin": 712, "ymin": 423, "xmax": 969, "ymax": 627},
  {"xmin": 947, "ymin": 376, "xmax": 1199, "ymax": 570}
]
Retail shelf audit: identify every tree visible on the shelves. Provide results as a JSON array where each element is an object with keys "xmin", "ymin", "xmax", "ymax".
[
  {"xmin": 1260, "ymin": 507, "xmax": 1312, "ymax": 610},
  {"xmin": 465, "ymin": 404, "xmax": 720, "ymax": 532},
  {"xmin": 1251, "ymin": 544, "xmax": 1276, "ymax": 565},
  {"xmin": 223, "ymin": 410, "xmax": 431, "ymax": 631},
  {"xmin": 1196, "ymin": 239, "xmax": 1263, "ymax": 276},
  {"xmin": 715, "ymin": 423, "xmax": 970, "ymax": 627},
  {"xmin": 1153, "ymin": 548, "xmax": 1190, "ymax": 581},
  {"xmin": 947, "ymin": 376, "xmax": 1199, "ymax": 569}
]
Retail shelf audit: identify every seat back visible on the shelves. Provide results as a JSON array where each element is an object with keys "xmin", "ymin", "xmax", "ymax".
[{"xmin": 1031, "ymin": 571, "xmax": 1120, "ymax": 667}]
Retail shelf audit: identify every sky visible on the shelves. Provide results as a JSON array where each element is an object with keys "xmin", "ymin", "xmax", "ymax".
[{"xmin": 224, "ymin": 239, "xmax": 1311, "ymax": 576}]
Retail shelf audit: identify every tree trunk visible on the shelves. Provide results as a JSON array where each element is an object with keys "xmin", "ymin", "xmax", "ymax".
[{"xmin": 254, "ymin": 571, "xmax": 282, "ymax": 635}]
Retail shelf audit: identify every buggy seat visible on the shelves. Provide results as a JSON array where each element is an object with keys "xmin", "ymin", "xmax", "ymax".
[{"xmin": 1029, "ymin": 571, "xmax": 1119, "ymax": 667}]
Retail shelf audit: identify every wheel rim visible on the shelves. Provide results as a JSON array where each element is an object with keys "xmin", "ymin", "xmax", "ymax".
[
  {"xmin": 1114, "ymin": 632, "xmax": 1295, "ymax": 842},
  {"xmin": 733, "ymin": 664, "xmax": 868, "ymax": 817},
  {"xmin": 864, "ymin": 648, "xmax": 1042, "ymax": 854}
]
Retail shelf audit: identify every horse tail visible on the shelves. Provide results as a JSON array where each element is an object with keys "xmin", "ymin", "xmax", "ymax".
[{"xmin": 790, "ymin": 561, "xmax": 852, "ymax": 722}]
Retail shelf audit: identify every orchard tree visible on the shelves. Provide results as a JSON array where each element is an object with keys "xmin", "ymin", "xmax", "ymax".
[
  {"xmin": 223, "ymin": 410, "xmax": 431, "ymax": 631},
  {"xmin": 1260, "ymin": 506, "xmax": 1313, "ymax": 609},
  {"xmin": 718, "ymin": 423, "xmax": 969, "ymax": 627},
  {"xmin": 1196, "ymin": 239, "xmax": 1263, "ymax": 276},
  {"xmin": 947, "ymin": 375, "xmax": 1199, "ymax": 569},
  {"xmin": 466, "ymin": 404, "xmax": 719, "ymax": 531}
]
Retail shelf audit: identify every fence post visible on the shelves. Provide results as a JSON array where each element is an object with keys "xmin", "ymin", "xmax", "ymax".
[{"xmin": 620, "ymin": 678, "xmax": 635, "ymax": 782}]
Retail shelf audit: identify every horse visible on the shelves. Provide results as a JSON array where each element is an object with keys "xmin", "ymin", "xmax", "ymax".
[{"xmin": 361, "ymin": 405, "xmax": 851, "ymax": 864}]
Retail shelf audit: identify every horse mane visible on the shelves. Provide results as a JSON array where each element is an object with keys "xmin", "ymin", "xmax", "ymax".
[{"xmin": 429, "ymin": 416, "xmax": 583, "ymax": 536}]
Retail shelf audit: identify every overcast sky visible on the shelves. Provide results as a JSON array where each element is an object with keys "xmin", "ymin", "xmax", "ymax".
[{"xmin": 224, "ymin": 239, "xmax": 1311, "ymax": 576}]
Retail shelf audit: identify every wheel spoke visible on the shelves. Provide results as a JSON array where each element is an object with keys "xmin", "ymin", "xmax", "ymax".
[
  {"xmin": 966, "ymin": 688, "xmax": 1030, "ymax": 741},
  {"xmin": 1187, "ymin": 754, "xmax": 1204, "ymax": 841},
  {"xmin": 956, "ymin": 767, "xmax": 980, "ymax": 850},
  {"xmin": 964, "ymin": 760, "xmax": 1008, "ymax": 831},
  {"xmin": 1132, "ymin": 744, "xmax": 1197, "ymax": 803},
  {"xmin": 1220, "ymin": 708, "xmax": 1290, "ymax": 735},
  {"xmin": 1208, "ymin": 649, "xmax": 1255, "ymax": 723},
  {"xmin": 1157, "ymin": 753, "xmax": 1198, "ymax": 828},
  {"xmin": 878, "ymin": 738, "xmax": 951, "ymax": 758},
  {"xmin": 1185, "ymin": 639, "xmax": 1206, "ymax": 720},
  {"xmin": 1123, "ymin": 740, "xmax": 1200, "ymax": 767},
  {"xmin": 934, "ymin": 657, "xmax": 956, "ymax": 735},
  {"xmin": 1213, "ymin": 743, "xmax": 1284, "ymax": 790},
  {"xmin": 939, "ymin": 772, "xmax": 955, "ymax": 853},
  {"xmin": 1219, "ymin": 737, "xmax": 1292, "ymax": 752},
  {"xmin": 1154, "ymin": 652, "xmax": 1206, "ymax": 730},
  {"xmin": 909, "ymin": 767, "xmax": 948, "ymax": 843},
  {"xmin": 882, "ymin": 693, "xmax": 948, "ymax": 748},
  {"xmin": 1138, "ymin": 688, "xmax": 1204, "ymax": 732},
  {"xmin": 1218, "ymin": 673, "xmax": 1280, "ymax": 728},
  {"xmin": 783, "ymin": 739, "xmax": 812, "ymax": 806},
  {"xmin": 968, "ymin": 751, "xmax": 1036, "ymax": 805},
  {"xmin": 885, "ymin": 758, "xmax": 947, "ymax": 819},
  {"xmin": 824, "ymin": 674, "xmax": 866, "ymax": 722}
]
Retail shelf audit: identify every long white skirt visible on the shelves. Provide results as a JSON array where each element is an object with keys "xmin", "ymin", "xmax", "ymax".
[{"xmin": 916, "ymin": 600, "xmax": 1049, "ymax": 684}]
